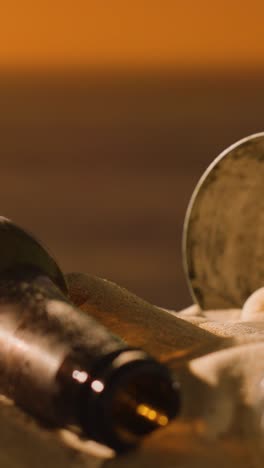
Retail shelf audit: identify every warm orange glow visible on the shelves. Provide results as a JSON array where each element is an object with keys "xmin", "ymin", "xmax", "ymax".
[
  {"xmin": 137, "ymin": 404, "xmax": 169, "ymax": 426},
  {"xmin": 0, "ymin": 1, "xmax": 264, "ymax": 71}
]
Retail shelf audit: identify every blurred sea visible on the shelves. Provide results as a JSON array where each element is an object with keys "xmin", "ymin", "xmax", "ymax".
[{"xmin": 1, "ymin": 70, "xmax": 263, "ymax": 309}]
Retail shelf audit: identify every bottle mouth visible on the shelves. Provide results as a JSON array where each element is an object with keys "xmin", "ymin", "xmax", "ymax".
[{"xmin": 78, "ymin": 350, "xmax": 181, "ymax": 451}]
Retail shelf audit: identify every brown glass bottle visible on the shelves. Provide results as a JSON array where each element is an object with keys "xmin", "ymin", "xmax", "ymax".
[{"xmin": 0, "ymin": 218, "xmax": 180, "ymax": 451}]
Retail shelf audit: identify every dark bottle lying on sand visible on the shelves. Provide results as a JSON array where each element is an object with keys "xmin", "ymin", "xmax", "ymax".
[{"xmin": 0, "ymin": 217, "xmax": 180, "ymax": 451}]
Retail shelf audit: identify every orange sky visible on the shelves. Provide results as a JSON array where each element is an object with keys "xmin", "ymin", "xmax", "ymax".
[{"xmin": 1, "ymin": 1, "xmax": 264, "ymax": 70}]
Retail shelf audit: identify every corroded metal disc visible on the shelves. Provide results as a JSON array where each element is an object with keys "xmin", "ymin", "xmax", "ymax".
[
  {"xmin": 183, "ymin": 133, "xmax": 264, "ymax": 310},
  {"xmin": 0, "ymin": 217, "xmax": 67, "ymax": 294}
]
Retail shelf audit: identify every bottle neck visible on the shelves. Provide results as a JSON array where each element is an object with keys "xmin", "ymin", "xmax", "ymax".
[{"xmin": 57, "ymin": 349, "xmax": 180, "ymax": 451}]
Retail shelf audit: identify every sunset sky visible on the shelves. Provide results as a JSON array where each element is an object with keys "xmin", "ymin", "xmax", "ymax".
[{"xmin": 1, "ymin": 1, "xmax": 264, "ymax": 70}]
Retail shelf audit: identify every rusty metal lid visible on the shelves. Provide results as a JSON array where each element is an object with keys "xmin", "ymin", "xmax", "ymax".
[
  {"xmin": 0, "ymin": 217, "xmax": 68, "ymax": 294},
  {"xmin": 183, "ymin": 133, "xmax": 264, "ymax": 310}
]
